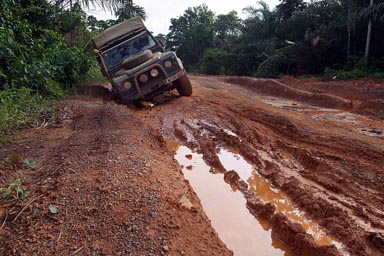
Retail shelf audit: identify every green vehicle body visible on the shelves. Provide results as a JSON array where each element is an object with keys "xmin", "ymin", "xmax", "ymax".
[{"xmin": 92, "ymin": 16, "xmax": 192, "ymax": 103}]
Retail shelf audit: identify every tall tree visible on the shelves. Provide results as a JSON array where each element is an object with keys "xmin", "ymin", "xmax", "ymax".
[
  {"xmin": 115, "ymin": 2, "xmax": 146, "ymax": 22},
  {"xmin": 364, "ymin": 0, "xmax": 374, "ymax": 64},
  {"xmin": 276, "ymin": 0, "xmax": 306, "ymax": 21},
  {"xmin": 360, "ymin": 1, "xmax": 384, "ymax": 64},
  {"xmin": 167, "ymin": 4, "xmax": 215, "ymax": 70},
  {"xmin": 243, "ymin": 1, "xmax": 277, "ymax": 39},
  {"xmin": 214, "ymin": 11, "xmax": 242, "ymax": 40},
  {"xmin": 49, "ymin": 0, "xmax": 129, "ymax": 12}
]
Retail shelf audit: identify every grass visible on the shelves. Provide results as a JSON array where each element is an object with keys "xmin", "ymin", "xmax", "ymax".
[
  {"xmin": 0, "ymin": 87, "xmax": 61, "ymax": 140},
  {"xmin": 0, "ymin": 177, "xmax": 30, "ymax": 201}
]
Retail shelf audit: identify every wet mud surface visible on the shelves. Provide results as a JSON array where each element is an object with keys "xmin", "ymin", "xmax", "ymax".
[{"xmin": 1, "ymin": 75, "xmax": 384, "ymax": 255}]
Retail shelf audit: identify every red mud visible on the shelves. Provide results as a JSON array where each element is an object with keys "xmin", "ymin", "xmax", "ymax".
[{"xmin": 1, "ymin": 75, "xmax": 384, "ymax": 255}]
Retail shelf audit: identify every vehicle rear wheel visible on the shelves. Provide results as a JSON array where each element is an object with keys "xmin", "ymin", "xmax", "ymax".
[
  {"xmin": 122, "ymin": 50, "xmax": 153, "ymax": 70},
  {"xmin": 175, "ymin": 75, "xmax": 192, "ymax": 96}
]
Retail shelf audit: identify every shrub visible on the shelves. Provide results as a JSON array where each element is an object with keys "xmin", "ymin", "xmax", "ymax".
[
  {"xmin": 83, "ymin": 59, "xmax": 108, "ymax": 83},
  {"xmin": 0, "ymin": 88, "xmax": 38, "ymax": 135}
]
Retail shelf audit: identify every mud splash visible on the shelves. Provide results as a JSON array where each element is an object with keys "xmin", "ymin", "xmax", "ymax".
[{"xmin": 175, "ymin": 146, "xmax": 292, "ymax": 256}]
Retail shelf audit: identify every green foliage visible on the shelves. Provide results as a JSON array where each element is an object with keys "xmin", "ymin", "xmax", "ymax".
[
  {"xmin": 0, "ymin": 178, "xmax": 30, "ymax": 201},
  {"xmin": 334, "ymin": 68, "xmax": 384, "ymax": 80},
  {"xmin": 48, "ymin": 204, "xmax": 58, "ymax": 214},
  {"xmin": 275, "ymin": 11, "xmax": 312, "ymax": 42},
  {"xmin": 83, "ymin": 60, "xmax": 108, "ymax": 83},
  {"xmin": 0, "ymin": 0, "xmax": 96, "ymax": 137},
  {"xmin": 115, "ymin": 2, "xmax": 147, "ymax": 23},
  {"xmin": 23, "ymin": 159, "xmax": 38, "ymax": 169},
  {"xmin": 7, "ymin": 154, "xmax": 24, "ymax": 165},
  {"xmin": 335, "ymin": 68, "xmax": 367, "ymax": 79},
  {"xmin": 51, "ymin": 0, "xmax": 128, "ymax": 13},
  {"xmin": 49, "ymin": 43, "xmax": 92, "ymax": 87},
  {"xmin": 201, "ymin": 48, "xmax": 229, "ymax": 75},
  {"xmin": 256, "ymin": 56, "xmax": 288, "ymax": 78},
  {"xmin": 201, "ymin": 48, "xmax": 260, "ymax": 76},
  {"xmin": 167, "ymin": 4, "xmax": 216, "ymax": 70},
  {"xmin": 214, "ymin": 11, "xmax": 242, "ymax": 40},
  {"xmin": 276, "ymin": 0, "xmax": 307, "ymax": 21},
  {"xmin": 0, "ymin": 2, "xmax": 91, "ymax": 90},
  {"xmin": 166, "ymin": 0, "xmax": 384, "ymax": 78},
  {"xmin": 54, "ymin": 3, "xmax": 86, "ymax": 34},
  {"xmin": 325, "ymin": 57, "xmax": 384, "ymax": 80},
  {"xmin": 0, "ymin": 87, "xmax": 60, "ymax": 136}
]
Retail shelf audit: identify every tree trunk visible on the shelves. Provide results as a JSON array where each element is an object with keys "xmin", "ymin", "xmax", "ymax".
[
  {"xmin": 364, "ymin": 0, "xmax": 374, "ymax": 65},
  {"xmin": 69, "ymin": 0, "xmax": 74, "ymax": 47},
  {"xmin": 347, "ymin": 0, "xmax": 351, "ymax": 62}
]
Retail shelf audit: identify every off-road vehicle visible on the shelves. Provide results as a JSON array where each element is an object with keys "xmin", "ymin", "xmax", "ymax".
[{"xmin": 92, "ymin": 16, "xmax": 192, "ymax": 103}]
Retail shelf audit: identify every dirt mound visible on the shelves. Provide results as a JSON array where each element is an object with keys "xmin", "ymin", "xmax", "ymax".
[
  {"xmin": 223, "ymin": 76, "xmax": 353, "ymax": 109},
  {"xmin": 353, "ymin": 99, "xmax": 384, "ymax": 120},
  {"xmin": 280, "ymin": 76, "xmax": 384, "ymax": 101},
  {"xmin": 77, "ymin": 83, "xmax": 112, "ymax": 99}
]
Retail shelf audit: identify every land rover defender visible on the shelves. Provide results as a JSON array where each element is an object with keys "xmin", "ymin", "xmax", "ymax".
[{"xmin": 92, "ymin": 16, "xmax": 192, "ymax": 103}]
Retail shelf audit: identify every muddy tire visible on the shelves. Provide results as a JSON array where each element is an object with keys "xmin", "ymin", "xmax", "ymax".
[
  {"xmin": 122, "ymin": 50, "xmax": 153, "ymax": 70},
  {"xmin": 175, "ymin": 75, "xmax": 192, "ymax": 96}
]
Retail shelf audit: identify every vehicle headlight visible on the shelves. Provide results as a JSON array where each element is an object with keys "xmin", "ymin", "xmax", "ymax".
[
  {"xmin": 165, "ymin": 61, "xmax": 172, "ymax": 68},
  {"xmin": 124, "ymin": 81, "xmax": 132, "ymax": 90},
  {"xmin": 139, "ymin": 74, "xmax": 148, "ymax": 83},
  {"xmin": 150, "ymin": 69, "xmax": 159, "ymax": 77}
]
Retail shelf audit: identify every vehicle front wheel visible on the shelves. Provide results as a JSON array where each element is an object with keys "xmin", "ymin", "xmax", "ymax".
[{"xmin": 175, "ymin": 75, "xmax": 192, "ymax": 96}]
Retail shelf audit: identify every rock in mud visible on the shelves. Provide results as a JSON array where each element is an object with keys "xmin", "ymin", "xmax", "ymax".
[
  {"xmin": 271, "ymin": 213, "xmax": 340, "ymax": 256},
  {"xmin": 224, "ymin": 170, "xmax": 248, "ymax": 193},
  {"xmin": 259, "ymin": 160, "xmax": 280, "ymax": 178},
  {"xmin": 369, "ymin": 232, "xmax": 384, "ymax": 252},
  {"xmin": 179, "ymin": 195, "xmax": 193, "ymax": 210},
  {"xmin": 223, "ymin": 170, "xmax": 240, "ymax": 185},
  {"xmin": 246, "ymin": 199, "xmax": 275, "ymax": 220}
]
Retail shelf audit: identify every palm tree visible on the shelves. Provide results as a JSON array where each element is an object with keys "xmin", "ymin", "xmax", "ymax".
[
  {"xmin": 243, "ymin": 1, "xmax": 276, "ymax": 38},
  {"xmin": 243, "ymin": 1, "xmax": 272, "ymax": 21},
  {"xmin": 49, "ymin": 0, "xmax": 130, "ymax": 12},
  {"xmin": 358, "ymin": 1, "xmax": 384, "ymax": 63},
  {"xmin": 364, "ymin": 0, "xmax": 374, "ymax": 64},
  {"xmin": 115, "ymin": 2, "xmax": 146, "ymax": 22}
]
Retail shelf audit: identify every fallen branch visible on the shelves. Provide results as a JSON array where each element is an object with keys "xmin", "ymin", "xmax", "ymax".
[
  {"xmin": 56, "ymin": 205, "xmax": 67, "ymax": 243},
  {"xmin": 70, "ymin": 246, "xmax": 84, "ymax": 255}
]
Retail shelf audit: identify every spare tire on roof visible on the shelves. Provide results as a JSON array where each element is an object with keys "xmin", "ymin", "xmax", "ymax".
[{"xmin": 122, "ymin": 50, "xmax": 153, "ymax": 70}]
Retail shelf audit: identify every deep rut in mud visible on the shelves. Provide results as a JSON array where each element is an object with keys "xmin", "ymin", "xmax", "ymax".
[{"xmin": 144, "ymin": 75, "xmax": 384, "ymax": 256}]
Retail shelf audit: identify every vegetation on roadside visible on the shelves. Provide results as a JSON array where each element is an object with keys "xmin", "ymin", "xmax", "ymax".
[
  {"xmin": 0, "ymin": 177, "xmax": 30, "ymax": 201},
  {"xmin": 0, "ymin": 0, "xmax": 131, "ymax": 138},
  {"xmin": 166, "ymin": 1, "xmax": 384, "ymax": 79}
]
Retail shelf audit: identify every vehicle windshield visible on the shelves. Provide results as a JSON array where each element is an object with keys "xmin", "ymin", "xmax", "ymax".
[{"xmin": 103, "ymin": 32, "xmax": 156, "ymax": 68}]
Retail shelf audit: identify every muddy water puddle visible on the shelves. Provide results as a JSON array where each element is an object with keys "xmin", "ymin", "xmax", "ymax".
[
  {"xmin": 218, "ymin": 149, "xmax": 341, "ymax": 248},
  {"xmin": 175, "ymin": 146, "xmax": 291, "ymax": 256},
  {"xmin": 175, "ymin": 144, "xmax": 348, "ymax": 255}
]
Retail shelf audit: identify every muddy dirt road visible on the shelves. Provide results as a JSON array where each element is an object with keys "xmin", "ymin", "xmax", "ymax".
[{"xmin": 1, "ymin": 75, "xmax": 383, "ymax": 256}]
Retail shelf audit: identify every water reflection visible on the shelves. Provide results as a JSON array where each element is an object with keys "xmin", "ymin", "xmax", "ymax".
[{"xmin": 175, "ymin": 146, "xmax": 291, "ymax": 256}]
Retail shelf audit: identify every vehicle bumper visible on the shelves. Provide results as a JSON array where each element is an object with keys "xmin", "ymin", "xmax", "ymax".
[{"xmin": 118, "ymin": 69, "xmax": 186, "ymax": 102}]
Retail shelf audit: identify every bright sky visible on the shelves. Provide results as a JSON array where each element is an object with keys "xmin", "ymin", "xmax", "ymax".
[{"xmin": 87, "ymin": 0, "xmax": 281, "ymax": 35}]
